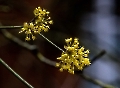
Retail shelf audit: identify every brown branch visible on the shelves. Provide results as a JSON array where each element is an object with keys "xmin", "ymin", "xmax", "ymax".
[{"xmin": 1, "ymin": 29, "xmax": 117, "ymax": 88}]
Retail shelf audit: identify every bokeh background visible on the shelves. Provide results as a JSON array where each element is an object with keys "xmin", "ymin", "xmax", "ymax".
[{"xmin": 0, "ymin": 0, "xmax": 120, "ymax": 88}]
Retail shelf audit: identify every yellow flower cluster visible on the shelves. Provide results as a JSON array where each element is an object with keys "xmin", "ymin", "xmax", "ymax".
[
  {"xmin": 56, "ymin": 38, "xmax": 91, "ymax": 74},
  {"xmin": 19, "ymin": 6, "xmax": 53, "ymax": 41}
]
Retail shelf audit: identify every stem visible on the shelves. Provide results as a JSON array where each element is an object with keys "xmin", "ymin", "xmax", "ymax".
[
  {"xmin": 0, "ymin": 26, "xmax": 22, "ymax": 29},
  {"xmin": 0, "ymin": 58, "xmax": 34, "ymax": 88},
  {"xmin": 39, "ymin": 33, "xmax": 64, "ymax": 52}
]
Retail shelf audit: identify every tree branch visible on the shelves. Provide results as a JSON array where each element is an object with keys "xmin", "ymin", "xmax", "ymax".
[
  {"xmin": 0, "ymin": 58, "xmax": 34, "ymax": 88},
  {"xmin": 1, "ymin": 29, "xmax": 117, "ymax": 88},
  {"xmin": 91, "ymin": 50, "xmax": 106, "ymax": 63}
]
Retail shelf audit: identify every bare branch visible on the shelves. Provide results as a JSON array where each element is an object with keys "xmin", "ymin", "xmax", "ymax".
[
  {"xmin": 80, "ymin": 74, "xmax": 117, "ymax": 88},
  {"xmin": 0, "ymin": 58, "xmax": 34, "ymax": 88},
  {"xmin": 1, "ymin": 29, "xmax": 117, "ymax": 88},
  {"xmin": 91, "ymin": 50, "xmax": 106, "ymax": 63},
  {"xmin": 39, "ymin": 33, "xmax": 64, "ymax": 52}
]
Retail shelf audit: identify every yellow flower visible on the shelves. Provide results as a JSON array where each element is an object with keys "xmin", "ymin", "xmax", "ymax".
[
  {"xmin": 56, "ymin": 38, "xmax": 91, "ymax": 74},
  {"xmin": 33, "ymin": 7, "xmax": 53, "ymax": 27},
  {"xmin": 19, "ymin": 22, "xmax": 36, "ymax": 41},
  {"xmin": 19, "ymin": 6, "xmax": 53, "ymax": 41}
]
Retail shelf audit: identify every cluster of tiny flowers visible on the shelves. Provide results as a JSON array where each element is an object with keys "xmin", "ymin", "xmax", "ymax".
[
  {"xmin": 56, "ymin": 38, "xmax": 91, "ymax": 74},
  {"xmin": 19, "ymin": 6, "xmax": 53, "ymax": 41}
]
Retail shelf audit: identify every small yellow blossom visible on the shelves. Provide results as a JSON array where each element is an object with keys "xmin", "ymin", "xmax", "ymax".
[
  {"xmin": 56, "ymin": 38, "xmax": 91, "ymax": 74},
  {"xmin": 19, "ymin": 6, "xmax": 53, "ymax": 41}
]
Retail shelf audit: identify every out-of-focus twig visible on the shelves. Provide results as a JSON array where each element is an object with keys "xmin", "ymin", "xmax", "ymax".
[
  {"xmin": 1, "ymin": 29, "xmax": 117, "ymax": 88},
  {"xmin": 0, "ymin": 58, "xmax": 34, "ymax": 88},
  {"xmin": 1, "ymin": 29, "xmax": 56, "ymax": 67},
  {"xmin": 91, "ymin": 50, "xmax": 106, "ymax": 63},
  {"xmin": 80, "ymin": 74, "xmax": 117, "ymax": 88}
]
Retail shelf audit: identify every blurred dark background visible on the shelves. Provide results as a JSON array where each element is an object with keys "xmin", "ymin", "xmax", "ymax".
[{"xmin": 0, "ymin": 0, "xmax": 120, "ymax": 88}]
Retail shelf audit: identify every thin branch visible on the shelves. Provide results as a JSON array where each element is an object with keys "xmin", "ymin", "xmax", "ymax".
[
  {"xmin": 0, "ymin": 26, "xmax": 22, "ymax": 29},
  {"xmin": 39, "ymin": 33, "xmax": 64, "ymax": 52},
  {"xmin": 91, "ymin": 50, "xmax": 106, "ymax": 63},
  {"xmin": 0, "ymin": 58, "xmax": 34, "ymax": 88},
  {"xmin": 37, "ymin": 53, "xmax": 56, "ymax": 66},
  {"xmin": 1, "ymin": 29, "xmax": 117, "ymax": 88},
  {"xmin": 80, "ymin": 74, "xmax": 117, "ymax": 88},
  {"xmin": 1, "ymin": 29, "xmax": 37, "ymax": 50}
]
